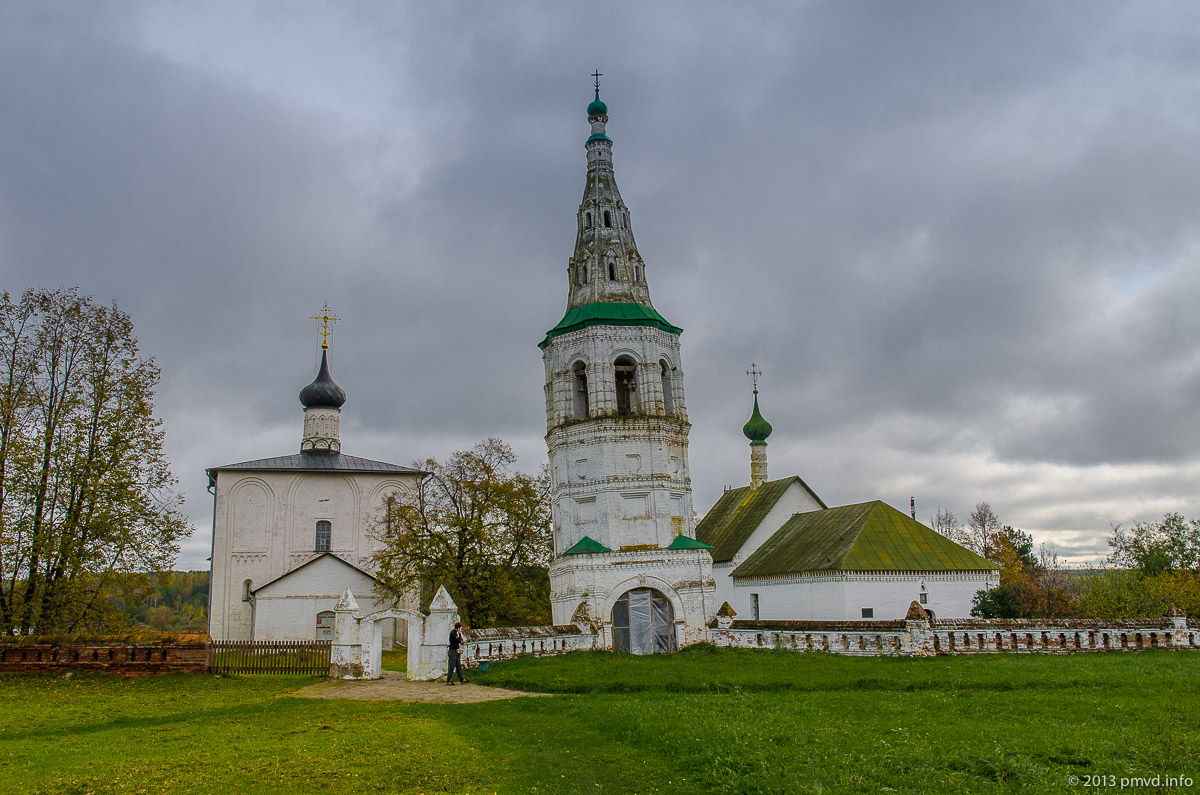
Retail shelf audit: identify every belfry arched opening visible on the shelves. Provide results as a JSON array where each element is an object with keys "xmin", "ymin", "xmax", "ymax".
[{"xmin": 611, "ymin": 587, "xmax": 677, "ymax": 654}]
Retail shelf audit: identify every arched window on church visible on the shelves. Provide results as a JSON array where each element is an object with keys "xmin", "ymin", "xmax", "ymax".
[
  {"xmin": 572, "ymin": 361, "xmax": 589, "ymax": 419},
  {"xmin": 614, "ymin": 356, "xmax": 637, "ymax": 416},
  {"xmin": 660, "ymin": 360, "xmax": 674, "ymax": 414},
  {"xmin": 604, "ymin": 210, "xmax": 612, "ymax": 228},
  {"xmin": 315, "ymin": 521, "xmax": 331, "ymax": 552},
  {"xmin": 242, "ymin": 579, "xmax": 253, "ymax": 602},
  {"xmin": 581, "ymin": 264, "xmax": 588, "ymax": 284},
  {"xmin": 608, "ymin": 262, "xmax": 617, "ymax": 281},
  {"xmin": 585, "ymin": 212, "xmax": 592, "ymax": 229}
]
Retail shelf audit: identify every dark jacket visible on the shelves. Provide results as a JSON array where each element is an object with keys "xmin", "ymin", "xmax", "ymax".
[{"xmin": 449, "ymin": 628, "xmax": 463, "ymax": 651}]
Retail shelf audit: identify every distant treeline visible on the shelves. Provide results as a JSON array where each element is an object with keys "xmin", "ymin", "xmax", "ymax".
[{"xmin": 117, "ymin": 571, "xmax": 209, "ymax": 632}]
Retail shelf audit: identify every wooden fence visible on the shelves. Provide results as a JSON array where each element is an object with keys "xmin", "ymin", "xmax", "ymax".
[{"xmin": 208, "ymin": 639, "xmax": 331, "ymax": 675}]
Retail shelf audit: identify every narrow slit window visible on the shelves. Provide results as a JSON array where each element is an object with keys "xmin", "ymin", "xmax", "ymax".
[
  {"xmin": 604, "ymin": 210, "xmax": 612, "ymax": 227},
  {"xmin": 660, "ymin": 361, "xmax": 674, "ymax": 414},
  {"xmin": 614, "ymin": 356, "xmax": 637, "ymax": 415},
  {"xmin": 315, "ymin": 520, "xmax": 331, "ymax": 552},
  {"xmin": 585, "ymin": 212, "xmax": 592, "ymax": 228},
  {"xmin": 572, "ymin": 361, "xmax": 589, "ymax": 419},
  {"xmin": 608, "ymin": 262, "xmax": 616, "ymax": 281}
]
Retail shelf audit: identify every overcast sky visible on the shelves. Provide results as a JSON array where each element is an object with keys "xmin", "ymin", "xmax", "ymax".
[{"xmin": 3, "ymin": 2, "xmax": 1198, "ymax": 569}]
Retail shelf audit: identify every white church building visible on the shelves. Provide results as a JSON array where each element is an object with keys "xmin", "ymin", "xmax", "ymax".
[{"xmin": 206, "ymin": 337, "xmax": 425, "ymax": 643}]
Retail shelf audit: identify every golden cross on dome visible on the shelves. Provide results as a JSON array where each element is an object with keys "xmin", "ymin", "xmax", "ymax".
[
  {"xmin": 746, "ymin": 363, "xmax": 762, "ymax": 394},
  {"xmin": 312, "ymin": 302, "xmax": 340, "ymax": 350}
]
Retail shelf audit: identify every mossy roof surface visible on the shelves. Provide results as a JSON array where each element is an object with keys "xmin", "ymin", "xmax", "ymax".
[
  {"xmin": 695, "ymin": 476, "xmax": 825, "ymax": 563},
  {"xmin": 539, "ymin": 302, "xmax": 682, "ymax": 348},
  {"xmin": 731, "ymin": 500, "xmax": 999, "ymax": 578},
  {"xmin": 562, "ymin": 536, "xmax": 612, "ymax": 555}
]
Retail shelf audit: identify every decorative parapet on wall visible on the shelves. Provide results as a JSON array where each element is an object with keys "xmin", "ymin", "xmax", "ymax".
[
  {"xmin": 709, "ymin": 603, "xmax": 1198, "ymax": 656},
  {"xmin": 462, "ymin": 624, "xmax": 599, "ymax": 665}
]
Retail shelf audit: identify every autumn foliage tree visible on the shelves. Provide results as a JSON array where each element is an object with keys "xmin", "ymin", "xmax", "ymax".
[
  {"xmin": 0, "ymin": 288, "xmax": 188, "ymax": 634},
  {"xmin": 370, "ymin": 438, "xmax": 552, "ymax": 628}
]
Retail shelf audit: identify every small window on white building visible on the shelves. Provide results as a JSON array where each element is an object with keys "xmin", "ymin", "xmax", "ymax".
[
  {"xmin": 242, "ymin": 579, "xmax": 253, "ymax": 602},
  {"xmin": 861, "ymin": 608, "xmax": 873, "ymax": 618},
  {"xmin": 751, "ymin": 593, "xmax": 760, "ymax": 620},
  {"xmin": 919, "ymin": 593, "xmax": 928, "ymax": 604},
  {"xmin": 315, "ymin": 520, "xmax": 331, "ymax": 552}
]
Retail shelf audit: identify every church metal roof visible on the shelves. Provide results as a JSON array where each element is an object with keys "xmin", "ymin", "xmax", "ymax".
[
  {"xmin": 207, "ymin": 451, "xmax": 427, "ymax": 486},
  {"xmin": 251, "ymin": 552, "xmax": 376, "ymax": 595},
  {"xmin": 695, "ymin": 476, "xmax": 827, "ymax": 564},
  {"xmin": 562, "ymin": 535, "xmax": 613, "ymax": 555},
  {"xmin": 731, "ymin": 500, "xmax": 999, "ymax": 579},
  {"xmin": 539, "ymin": 302, "xmax": 682, "ymax": 349}
]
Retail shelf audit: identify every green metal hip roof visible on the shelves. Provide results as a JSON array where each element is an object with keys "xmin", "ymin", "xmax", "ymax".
[
  {"xmin": 539, "ymin": 302, "xmax": 682, "ymax": 348},
  {"xmin": 562, "ymin": 535, "xmax": 612, "ymax": 555},
  {"xmin": 666, "ymin": 534, "xmax": 712, "ymax": 551},
  {"xmin": 731, "ymin": 500, "xmax": 999, "ymax": 579}
]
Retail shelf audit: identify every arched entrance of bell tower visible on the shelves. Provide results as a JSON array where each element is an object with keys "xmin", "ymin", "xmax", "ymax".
[{"xmin": 611, "ymin": 587, "xmax": 677, "ymax": 654}]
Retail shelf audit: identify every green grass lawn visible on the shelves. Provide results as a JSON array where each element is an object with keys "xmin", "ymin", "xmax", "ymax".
[{"xmin": 1, "ymin": 648, "xmax": 1196, "ymax": 794}]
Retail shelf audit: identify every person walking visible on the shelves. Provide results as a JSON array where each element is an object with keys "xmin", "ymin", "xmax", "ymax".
[{"xmin": 447, "ymin": 621, "xmax": 468, "ymax": 685}]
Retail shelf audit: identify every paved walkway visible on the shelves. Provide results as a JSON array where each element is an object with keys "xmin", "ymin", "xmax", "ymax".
[{"xmin": 292, "ymin": 670, "xmax": 547, "ymax": 703}]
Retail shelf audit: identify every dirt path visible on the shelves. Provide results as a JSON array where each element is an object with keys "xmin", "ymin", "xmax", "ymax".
[{"xmin": 292, "ymin": 671, "xmax": 548, "ymax": 703}]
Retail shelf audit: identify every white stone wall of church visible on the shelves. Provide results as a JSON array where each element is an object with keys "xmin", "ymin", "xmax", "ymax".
[
  {"xmin": 253, "ymin": 556, "xmax": 395, "ymax": 643},
  {"xmin": 544, "ymin": 325, "xmax": 688, "ymax": 429},
  {"xmin": 730, "ymin": 573, "xmax": 996, "ymax": 621},
  {"xmin": 209, "ymin": 469, "xmax": 419, "ymax": 640}
]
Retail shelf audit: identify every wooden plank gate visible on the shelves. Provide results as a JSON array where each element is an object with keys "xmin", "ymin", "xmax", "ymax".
[{"xmin": 208, "ymin": 640, "xmax": 331, "ymax": 675}]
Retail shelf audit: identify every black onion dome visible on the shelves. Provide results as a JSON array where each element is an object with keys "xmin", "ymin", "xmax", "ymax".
[{"xmin": 299, "ymin": 350, "xmax": 347, "ymax": 409}]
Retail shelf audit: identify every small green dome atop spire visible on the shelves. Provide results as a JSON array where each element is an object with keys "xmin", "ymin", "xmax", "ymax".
[
  {"xmin": 742, "ymin": 393, "xmax": 772, "ymax": 444},
  {"xmin": 587, "ymin": 90, "xmax": 608, "ymax": 117}
]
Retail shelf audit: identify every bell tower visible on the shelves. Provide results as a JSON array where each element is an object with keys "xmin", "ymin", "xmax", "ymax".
[{"xmin": 541, "ymin": 79, "xmax": 714, "ymax": 648}]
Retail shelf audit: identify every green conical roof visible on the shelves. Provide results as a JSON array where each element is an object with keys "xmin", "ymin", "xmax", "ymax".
[
  {"xmin": 742, "ymin": 393, "xmax": 772, "ymax": 444},
  {"xmin": 587, "ymin": 90, "xmax": 608, "ymax": 117}
]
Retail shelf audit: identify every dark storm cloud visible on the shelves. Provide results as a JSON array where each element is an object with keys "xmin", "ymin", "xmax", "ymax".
[{"xmin": 2, "ymin": 1, "xmax": 1198, "ymax": 566}]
